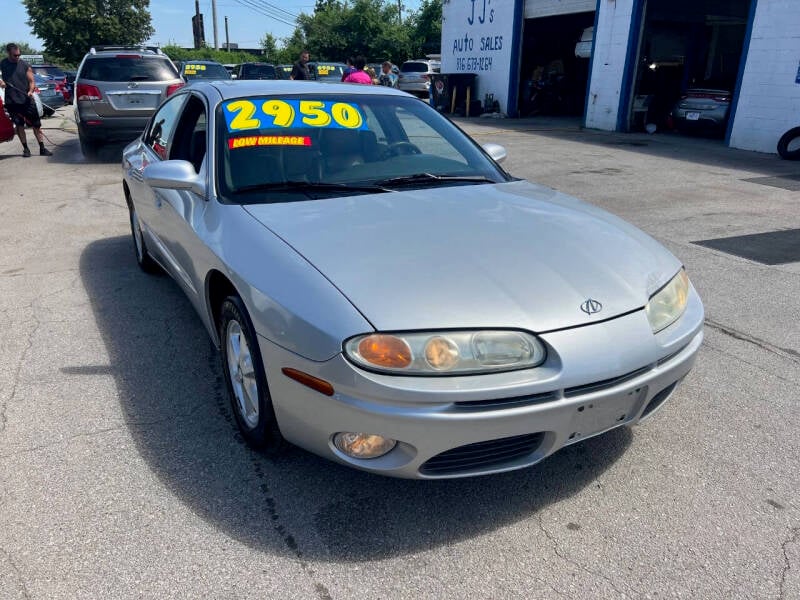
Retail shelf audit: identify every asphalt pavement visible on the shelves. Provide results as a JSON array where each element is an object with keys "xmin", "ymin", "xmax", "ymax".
[{"xmin": 0, "ymin": 107, "xmax": 798, "ymax": 599}]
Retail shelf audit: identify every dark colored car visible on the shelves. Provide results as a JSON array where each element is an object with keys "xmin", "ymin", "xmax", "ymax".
[
  {"xmin": 277, "ymin": 64, "xmax": 293, "ymax": 79},
  {"xmin": 31, "ymin": 64, "xmax": 71, "ymax": 103},
  {"xmin": 232, "ymin": 63, "xmax": 280, "ymax": 80},
  {"xmin": 670, "ymin": 88, "xmax": 731, "ymax": 134},
  {"xmin": 176, "ymin": 60, "xmax": 231, "ymax": 81},
  {"xmin": 74, "ymin": 45, "xmax": 184, "ymax": 158},
  {"xmin": 34, "ymin": 73, "xmax": 66, "ymax": 116}
]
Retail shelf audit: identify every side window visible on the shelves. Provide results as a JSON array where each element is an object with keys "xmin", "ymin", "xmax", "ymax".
[
  {"xmin": 144, "ymin": 94, "xmax": 188, "ymax": 160},
  {"xmin": 169, "ymin": 96, "xmax": 208, "ymax": 174}
]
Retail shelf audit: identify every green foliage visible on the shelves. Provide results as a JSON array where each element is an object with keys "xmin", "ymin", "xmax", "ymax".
[
  {"xmin": 2, "ymin": 41, "xmax": 40, "ymax": 55},
  {"xmin": 22, "ymin": 0, "xmax": 156, "ymax": 65},
  {"xmin": 161, "ymin": 45, "xmax": 264, "ymax": 65}
]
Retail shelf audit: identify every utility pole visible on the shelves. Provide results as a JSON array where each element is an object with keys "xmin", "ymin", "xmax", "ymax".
[
  {"xmin": 397, "ymin": 0, "xmax": 402, "ymax": 23},
  {"xmin": 212, "ymin": 0, "xmax": 219, "ymax": 50},
  {"xmin": 225, "ymin": 16, "xmax": 230, "ymax": 52}
]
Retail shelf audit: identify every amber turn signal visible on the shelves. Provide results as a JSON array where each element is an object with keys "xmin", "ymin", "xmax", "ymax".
[
  {"xmin": 281, "ymin": 368, "xmax": 335, "ymax": 396},
  {"xmin": 357, "ymin": 335, "xmax": 412, "ymax": 369}
]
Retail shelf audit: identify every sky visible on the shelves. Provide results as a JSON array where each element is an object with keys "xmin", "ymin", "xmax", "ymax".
[{"xmin": 2, "ymin": 0, "xmax": 423, "ymax": 52}]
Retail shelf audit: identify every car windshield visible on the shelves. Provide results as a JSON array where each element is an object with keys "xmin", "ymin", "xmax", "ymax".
[
  {"xmin": 313, "ymin": 64, "xmax": 345, "ymax": 81},
  {"xmin": 182, "ymin": 62, "xmax": 230, "ymax": 79},
  {"xmin": 216, "ymin": 93, "xmax": 509, "ymax": 203},
  {"xmin": 81, "ymin": 56, "xmax": 178, "ymax": 81},
  {"xmin": 401, "ymin": 62, "xmax": 429, "ymax": 73}
]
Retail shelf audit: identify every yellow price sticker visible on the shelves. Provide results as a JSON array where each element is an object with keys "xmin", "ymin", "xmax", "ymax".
[{"xmin": 222, "ymin": 98, "xmax": 368, "ymax": 132}]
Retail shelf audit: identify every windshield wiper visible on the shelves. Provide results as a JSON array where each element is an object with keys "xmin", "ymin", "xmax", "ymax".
[
  {"xmin": 231, "ymin": 180, "xmax": 390, "ymax": 195},
  {"xmin": 375, "ymin": 173, "xmax": 496, "ymax": 187}
]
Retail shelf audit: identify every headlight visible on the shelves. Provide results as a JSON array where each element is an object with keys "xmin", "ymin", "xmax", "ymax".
[
  {"xmin": 344, "ymin": 330, "xmax": 546, "ymax": 375},
  {"xmin": 646, "ymin": 269, "xmax": 690, "ymax": 333}
]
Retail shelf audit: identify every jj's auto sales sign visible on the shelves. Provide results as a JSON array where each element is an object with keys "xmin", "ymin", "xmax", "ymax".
[{"xmin": 441, "ymin": 0, "xmax": 522, "ymax": 114}]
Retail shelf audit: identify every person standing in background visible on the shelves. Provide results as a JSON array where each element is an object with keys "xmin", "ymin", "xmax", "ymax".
[
  {"xmin": 341, "ymin": 57, "xmax": 356, "ymax": 81},
  {"xmin": 0, "ymin": 43, "xmax": 52, "ymax": 157},
  {"xmin": 378, "ymin": 61, "xmax": 398, "ymax": 88},
  {"xmin": 342, "ymin": 56, "xmax": 372, "ymax": 85},
  {"xmin": 290, "ymin": 50, "xmax": 311, "ymax": 81}
]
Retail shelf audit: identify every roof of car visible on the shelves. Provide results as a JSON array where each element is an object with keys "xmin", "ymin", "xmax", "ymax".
[{"xmin": 197, "ymin": 80, "xmax": 409, "ymax": 100}]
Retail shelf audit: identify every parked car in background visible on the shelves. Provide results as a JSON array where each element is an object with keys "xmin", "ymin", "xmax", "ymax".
[
  {"xmin": 122, "ymin": 80, "xmax": 703, "ymax": 479},
  {"xmin": 34, "ymin": 73, "xmax": 66, "ymax": 116},
  {"xmin": 308, "ymin": 62, "xmax": 346, "ymax": 82},
  {"xmin": 398, "ymin": 59, "xmax": 441, "ymax": 97},
  {"xmin": 63, "ymin": 70, "xmax": 77, "ymax": 103},
  {"xmin": 232, "ymin": 63, "xmax": 280, "ymax": 80},
  {"xmin": 277, "ymin": 64, "xmax": 293, "ymax": 79},
  {"xmin": 670, "ymin": 88, "xmax": 731, "ymax": 134},
  {"xmin": 74, "ymin": 45, "xmax": 184, "ymax": 158},
  {"xmin": 30, "ymin": 64, "xmax": 71, "ymax": 103},
  {"xmin": 175, "ymin": 60, "xmax": 231, "ymax": 81}
]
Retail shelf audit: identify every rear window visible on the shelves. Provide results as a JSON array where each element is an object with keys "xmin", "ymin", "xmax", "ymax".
[
  {"xmin": 80, "ymin": 56, "xmax": 179, "ymax": 82},
  {"xmin": 401, "ymin": 62, "xmax": 429, "ymax": 73},
  {"xmin": 243, "ymin": 64, "xmax": 277, "ymax": 80},
  {"xmin": 182, "ymin": 62, "xmax": 230, "ymax": 79},
  {"xmin": 32, "ymin": 66, "xmax": 66, "ymax": 78}
]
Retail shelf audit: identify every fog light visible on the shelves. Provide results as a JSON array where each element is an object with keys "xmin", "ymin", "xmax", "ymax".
[{"xmin": 333, "ymin": 432, "xmax": 396, "ymax": 459}]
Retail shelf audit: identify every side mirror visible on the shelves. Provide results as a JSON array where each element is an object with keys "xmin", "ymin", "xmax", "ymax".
[
  {"xmin": 143, "ymin": 160, "xmax": 206, "ymax": 197},
  {"xmin": 482, "ymin": 143, "xmax": 507, "ymax": 164}
]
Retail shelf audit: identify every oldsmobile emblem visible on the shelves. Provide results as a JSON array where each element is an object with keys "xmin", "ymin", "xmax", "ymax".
[
  {"xmin": 580, "ymin": 298, "xmax": 602, "ymax": 315},
  {"xmin": 127, "ymin": 81, "xmax": 139, "ymax": 89}
]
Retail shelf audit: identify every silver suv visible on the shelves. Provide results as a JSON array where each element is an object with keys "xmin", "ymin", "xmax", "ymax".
[
  {"xmin": 398, "ymin": 59, "xmax": 441, "ymax": 98},
  {"xmin": 74, "ymin": 46, "xmax": 184, "ymax": 158}
]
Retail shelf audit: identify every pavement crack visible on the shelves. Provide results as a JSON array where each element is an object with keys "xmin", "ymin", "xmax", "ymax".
[
  {"xmin": 780, "ymin": 526, "xmax": 800, "ymax": 599},
  {"xmin": 701, "ymin": 341, "xmax": 800, "ymax": 386},
  {"xmin": 0, "ymin": 546, "xmax": 32, "ymax": 599},
  {"xmin": 536, "ymin": 515, "xmax": 639, "ymax": 598},
  {"xmin": 705, "ymin": 319, "xmax": 800, "ymax": 364}
]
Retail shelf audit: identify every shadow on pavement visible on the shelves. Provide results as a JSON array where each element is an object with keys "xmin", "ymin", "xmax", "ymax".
[
  {"xmin": 46, "ymin": 135, "xmax": 129, "ymax": 165},
  {"xmin": 78, "ymin": 235, "xmax": 632, "ymax": 561},
  {"xmin": 456, "ymin": 116, "xmax": 797, "ymax": 178}
]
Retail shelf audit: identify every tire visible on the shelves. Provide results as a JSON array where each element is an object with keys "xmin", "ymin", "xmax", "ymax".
[
  {"xmin": 777, "ymin": 127, "xmax": 800, "ymax": 160},
  {"xmin": 219, "ymin": 295, "xmax": 284, "ymax": 452},
  {"xmin": 127, "ymin": 198, "xmax": 160, "ymax": 274},
  {"xmin": 79, "ymin": 134, "xmax": 98, "ymax": 159}
]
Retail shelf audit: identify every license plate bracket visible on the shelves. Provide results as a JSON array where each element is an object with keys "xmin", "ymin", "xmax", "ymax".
[
  {"xmin": 686, "ymin": 111, "xmax": 701, "ymax": 121},
  {"xmin": 565, "ymin": 387, "xmax": 648, "ymax": 444}
]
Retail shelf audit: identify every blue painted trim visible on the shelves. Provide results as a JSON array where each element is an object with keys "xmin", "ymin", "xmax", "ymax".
[
  {"xmin": 725, "ymin": 0, "xmax": 758, "ymax": 145},
  {"xmin": 616, "ymin": 0, "xmax": 647, "ymax": 132},
  {"xmin": 506, "ymin": 0, "xmax": 525, "ymax": 117},
  {"xmin": 583, "ymin": 0, "xmax": 603, "ymax": 127}
]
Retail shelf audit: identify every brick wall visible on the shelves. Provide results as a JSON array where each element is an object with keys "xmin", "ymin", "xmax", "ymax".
[
  {"xmin": 584, "ymin": 0, "xmax": 634, "ymax": 131},
  {"xmin": 728, "ymin": 1, "xmax": 800, "ymax": 154}
]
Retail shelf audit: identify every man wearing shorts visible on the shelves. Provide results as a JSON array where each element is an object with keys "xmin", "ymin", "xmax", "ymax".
[{"xmin": 0, "ymin": 43, "xmax": 52, "ymax": 157}]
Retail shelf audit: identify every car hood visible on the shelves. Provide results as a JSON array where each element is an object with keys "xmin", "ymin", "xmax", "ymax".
[{"xmin": 243, "ymin": 180, "xmax": 682, "ymax": 332}]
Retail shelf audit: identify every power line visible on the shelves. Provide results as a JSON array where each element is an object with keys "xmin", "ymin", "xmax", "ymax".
[
  {"xmin": 250, "ymin": 0, "xmax": 299, "ymax": 20},
  {"xmin": 233, "ymin": 0, "xmax": 297, "ymax": 28}
]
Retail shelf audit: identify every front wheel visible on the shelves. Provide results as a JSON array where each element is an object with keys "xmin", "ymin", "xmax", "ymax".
[
  {"xmin": 219, "ymin": 295, "xmax": 284, "ymax": 452},
  {"xmin": 127, "ymin": 199, "xmax": 160, "ymax": 273},
  {"xmin": 777, "ymin": 127, "xmax": 800, "ymax": 160}
]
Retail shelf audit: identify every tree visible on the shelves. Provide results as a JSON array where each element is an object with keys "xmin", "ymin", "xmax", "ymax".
[
  {"xmin": 260, "ymin": 33, "xmax": 279, "ymax": 63},
  {"xmin": 23, "ymin": 0, "xmax": 155, "ymax": 64},
  {"xmin": 1, "ymin": 41, "xmax": 40, "ymax": 55},
  {"xmin": 409, "ymin": 0, "xmax": 442, "ymax": 56}
]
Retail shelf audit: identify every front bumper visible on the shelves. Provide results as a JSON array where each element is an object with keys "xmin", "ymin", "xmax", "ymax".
[{"xmin": 260, "ymin": 289, "xmax": 704, "ymax": 479}]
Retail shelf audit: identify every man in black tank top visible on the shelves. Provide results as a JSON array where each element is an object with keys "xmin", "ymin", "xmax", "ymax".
[{"xmin": 0, "ymin": 43, "xmax": 52, "ymax": 157}]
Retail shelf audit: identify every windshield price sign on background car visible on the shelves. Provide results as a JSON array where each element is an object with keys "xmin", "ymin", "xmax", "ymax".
[
  {"xmin": 184, "ymin": 63, "xmax": 207, "ymax": 75},
  {"xmin": 222, "ymin": 98, "xmax": 368, "ymax": 132}
]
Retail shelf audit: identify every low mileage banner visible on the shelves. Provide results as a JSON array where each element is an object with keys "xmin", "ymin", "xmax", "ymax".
[{"xmin": 222, "ymin": 98, "xmax": 368, "ymax": 132}]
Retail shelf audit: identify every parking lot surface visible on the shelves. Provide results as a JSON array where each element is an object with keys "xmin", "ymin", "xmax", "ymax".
[{"xmin": 0, "ymin": 108, "xmax": 798, "ymax": 599}]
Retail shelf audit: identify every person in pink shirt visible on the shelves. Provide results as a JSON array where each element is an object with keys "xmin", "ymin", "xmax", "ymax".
[{"xmin": 343, "ymin": 56, "xmax": 372, "ymax": 85}]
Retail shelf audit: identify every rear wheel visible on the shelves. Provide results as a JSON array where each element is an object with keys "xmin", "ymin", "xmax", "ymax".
[
  {"xmin": 79, "ymin": 134, "xmax": 98, "ymax": 159},
  {"xmin": 219, "ymin": 295, "xmax": 284, "ymax": 452},
  {"xmin": 127, "ymin": 199, "xmax": 159, "ymax": 273},
  {"xmin": 777, "ymin": 127, "xmax": 800, "ymax": 160}
]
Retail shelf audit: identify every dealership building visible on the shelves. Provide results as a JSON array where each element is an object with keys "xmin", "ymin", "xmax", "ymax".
[{"xmin": 441, "ymin": 0, "xmax": 800, "ymax": 154}]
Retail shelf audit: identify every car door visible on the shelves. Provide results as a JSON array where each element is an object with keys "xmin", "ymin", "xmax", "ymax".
[
  {"xmin": 149, "ymin": 93, "xmax": 211, "ymax": 301},
  {"xmin": 133, "ymin": 93, "xmax": 189, "ymax": 269}
]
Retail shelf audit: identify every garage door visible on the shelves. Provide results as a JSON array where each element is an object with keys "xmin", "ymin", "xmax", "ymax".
[{"xmin": 524, "ymin": 0, "xmax": 595, "ymax": 19}]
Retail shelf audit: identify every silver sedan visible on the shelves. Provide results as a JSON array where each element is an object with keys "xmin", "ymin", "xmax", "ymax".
[{"xmin": 122, "ymin": 81, "xmax": 703, "ymax": 479}]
